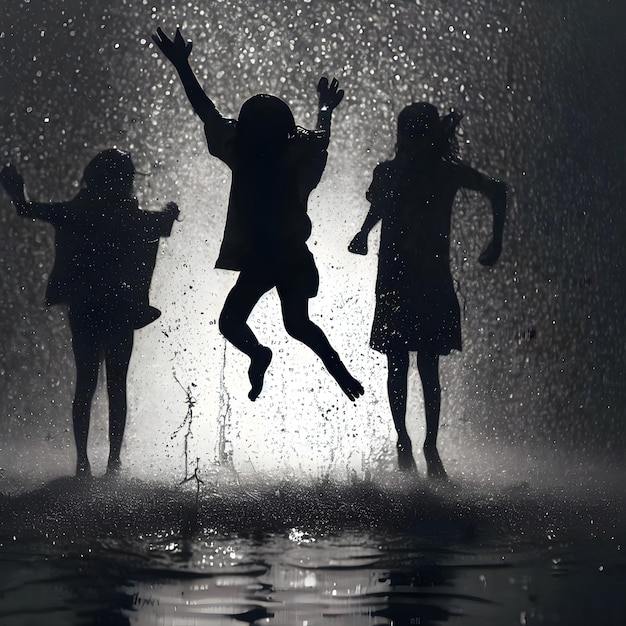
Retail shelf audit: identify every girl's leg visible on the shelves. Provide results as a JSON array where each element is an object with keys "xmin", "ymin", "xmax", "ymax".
[
  {"xmin": 416, "ymin": 351, "xmax": 447, "ymax": 479},
  {"xmin": 219, "ymin": 271, "xmax": 274, "ymax": 400},
  {"xmin": 103, "ymin": 328, "xmax": 134, "ymax": 474},
  {"xmin": 279, "ymin": 291, "xmax": 363, "ymax": 401},
  {"xmin": 386, "ymin": 350, "xmax": 416, "ymax": 471},
  {"xmin": 71, "ymin": 327, "xmax": 101, "ymax": 477}
]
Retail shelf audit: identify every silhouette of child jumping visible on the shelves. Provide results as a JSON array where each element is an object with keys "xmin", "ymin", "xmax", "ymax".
[
  {"xmin": 0, "ymin": 150, "xmax": 180, "ymax": 477},
  {"xmin": 153, "ymin": 28, "xmax": 363, "ymax": 402},
  {"xmin": 349, "ymin": 103, "xmax": 506, "ymax": 478}
]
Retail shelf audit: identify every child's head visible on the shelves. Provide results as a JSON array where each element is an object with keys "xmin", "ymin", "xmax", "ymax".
[
  {"xmin": 396, "ymin": 102, "xmax": 461, "ymax": 162},
  {"xmin": 237, "ymin": 95, "xmax": 296, "ymax": 153},
  {"xmin": 83, "ymin": 149, "xmax": 136, "ymax": 197}
]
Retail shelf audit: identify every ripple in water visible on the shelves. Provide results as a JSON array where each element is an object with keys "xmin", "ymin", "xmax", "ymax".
[{"xmin": 0, "ymin": 474, "xmax": 624, "ymax": 624}]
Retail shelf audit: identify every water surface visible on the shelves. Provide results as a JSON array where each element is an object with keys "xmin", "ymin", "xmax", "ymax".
[{"xmin": 1, "ymin": 472, "xmax": 624, "ymax": 625}]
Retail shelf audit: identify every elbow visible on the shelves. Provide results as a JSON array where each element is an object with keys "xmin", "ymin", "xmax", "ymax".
[
  {"xmin": 15, "ymin": 202, "xmax": 31, "ymax": 217},
  {"xmin": 490, "ymin": 179, "xmax": 507, "ymax": 207},
  {"xmin": 499, "ymin": 181, "xmax": 508, "ymax": 209},
  {"xmin": 317, "ymin": 134, "xmax": 330, "ymax": 151},
  {"xmin": 313, "ymin": 126, "xmax": 330, "ymax": 149},
  {"xmin": 493, "ymin": 178, "xmax": 507, "ymax": 195}
]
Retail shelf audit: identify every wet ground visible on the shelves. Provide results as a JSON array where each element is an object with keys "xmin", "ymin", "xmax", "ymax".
[{"xmin": 1, "ymin": 474, "xmax": 624, "ymax": 625}]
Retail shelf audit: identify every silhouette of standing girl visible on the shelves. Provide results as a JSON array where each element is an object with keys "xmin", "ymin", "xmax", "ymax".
[
  {"xmin": 1, "ymin": 150, "xmax": 179, "ymax": 476},
  {"xmin": 349, "ymin": 103, "xmax": 506, "ymax": 477},
  {"xmin": 153, "ymin": 28, "xmax": 363, "ymax": 402}
]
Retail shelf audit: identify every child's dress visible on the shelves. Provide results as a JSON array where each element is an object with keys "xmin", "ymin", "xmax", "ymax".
[
  {"xmin": 367, "ymin": 159, "xmax": 489, "ymax": 355},
  {"xmin": 19, "ymin": 188, "xmax": 177, "ymax": 332}
]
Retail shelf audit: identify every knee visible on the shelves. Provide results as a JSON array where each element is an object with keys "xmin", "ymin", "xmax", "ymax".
[
  {"xmin": 107, "ymin": 377, "xmax": 128, "ymax": 400},
  {"xmin": 283, "ymin": 316, "xmax": 310, "ymax": 342},
  {"xmin": 73, "ymin": 383, "xmax": 96, "ymax": 406},
  {"xmin": 420, "ymin": 374, "xmax": 441, "ymax": 400},
  {"xmin": 218, "ymin": 308, "xmax": 234, "ymax": 336},
  {"xmin": 219, "ymin": 298, "xmax": 250, "ymax": 334},
  {"xmin": 75, "ymin": 368, "xmax": 98, "ymax": 392}
]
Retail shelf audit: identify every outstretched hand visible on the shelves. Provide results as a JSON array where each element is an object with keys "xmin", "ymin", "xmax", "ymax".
[
  {"xmin": 478, "ymin": 239, "xmax": 502, "ymax": 266},
  {"xmin": 317, "ymin": 77, "xmax": 344, "ymax": 111},
  {"xmin": 0, "ymin": 164, "xmax": 25, "ymax": 200},
  {"xmin": 152, "ymin": 27, "xmax": 193, "ymax": 66},
  {"xmin": 348, "ymin": 231, "xmax": 368, "ymax": 255}
]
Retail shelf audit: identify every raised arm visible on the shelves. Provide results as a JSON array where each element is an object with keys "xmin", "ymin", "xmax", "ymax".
[
  {"xmin": 152, "ymin": 28, "xmax": 220, "ymax": 125},
  {"xmin": 316, "ymin": 77, "xmax": 344, "ymax": 140},
  {"xmin": 0, "ymin": 164, "xmax": 62, "ymax": 221},
  {"xmin": 457, "ymin": 163, "xmax": 507, "ymax": 266}
]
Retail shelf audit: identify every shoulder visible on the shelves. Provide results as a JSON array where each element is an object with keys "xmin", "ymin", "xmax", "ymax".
[
  {"xmin": 204, "ymin": 116, "xmax": 237, "ymax": 140},
  {"xmin": 366, "ymin": 161, "xmax": 396, "ymax": 202},
  {"xmin": 205, "ymin": 116, "xmax": 236, "ymax": 133},
  {"xmin": 69, "ymin": 189, "xmax": 104, "ymax": 214},
  {"xmin": 128, "ymin": 199, "xmax": 163, "ymax": 224},
  {"xmin": 37, "ymin": 195, "xmax": 81, "ymax": 224},
  {"xmin": 123, "ymin": 197, "xmax": 140, "ymax": 211},
  {"xmin": 204, "ymin": 117, "xmax": 238, "ymax": 161},
  {"xmin": 446, "ymin": 160, "xmax": 491, "ymax": 189},
  {"xmin": 376, "ymin": 160, "xmax": 395, "ymax": 173}
]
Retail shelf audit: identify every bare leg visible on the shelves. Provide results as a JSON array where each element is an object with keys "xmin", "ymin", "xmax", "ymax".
[
  {"xmin": 219, "ymin": 271, "xmax": 273, "ymax": 400},
  {"xmin": 386, "ymin": 351, "xmax": 416, "ymax": 471},
  {"xmin": 416, "ymin": 351, "xmax": 447, "ymax": 479},
  {"xmin": 71, "ymin": 329, "xmax": 100, "ymax": 477},
  {"xmin": 104, "ymin": 329, "xmax": 134, "ymax": 474},
  {"xmin": 279, "ymin": 291, "xmax": 363, "ymax": 401}
]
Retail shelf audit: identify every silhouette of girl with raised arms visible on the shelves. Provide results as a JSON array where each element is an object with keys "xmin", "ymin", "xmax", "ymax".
[
  {"xmin": 153, "ymin": 28, "xmax": 363, "ymax": 402},
  {"xmin": 349, "ymin": 103, "xmax": 506, "ymax": 478},
  {"xmin": 0, "ymin": 151, "xmax": 180, "ymax": 477}
]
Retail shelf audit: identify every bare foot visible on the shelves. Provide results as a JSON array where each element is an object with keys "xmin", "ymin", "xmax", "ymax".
[
  {"xmin": 248, "ymin": 346, "xmax": 272, "ymax": 401},
  {"xmin": 338, "ymin": 371, "xmax": 364, "ymax": 402},
  {"xmin": 328, "ymin": 356, "xmax": 364, "ymax": 401},
  {"xmin": 424, "ymin": 444, "xmax": 448, "ymax": 480}
]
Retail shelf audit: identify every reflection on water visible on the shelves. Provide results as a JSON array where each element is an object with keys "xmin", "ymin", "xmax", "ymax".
[{"xmin": 0, "ymin": 476, "xmax": 624, "ymax": 625}]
